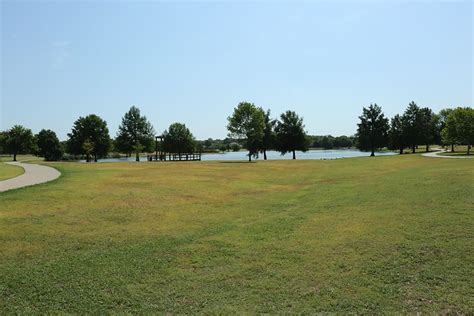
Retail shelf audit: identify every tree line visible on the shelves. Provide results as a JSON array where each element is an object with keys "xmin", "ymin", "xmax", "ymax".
[
  {"xmin": 355, "ymin": 102, "xmax": 474, "ymax": 156},
  {"xmin": 0, "ymin": 103, "xmax": 310, "ymax": 162},
  {"xmin": 196, "ymin": 134, "xmax": 354, "ymax": 153},
  {"xmin": 0, "ymin": 102, "xmax": 472, "ymax": 162},
  {"xmin": 0, "ymin": 106, "xmax": 196, "ymax": 162},
  {"xmin": 227, "ymin": 102, "xmax": 308, "ymax": 161},
  {"xmin": 308, "ymin": 135, "xmax": 355, "ymax": 149}
]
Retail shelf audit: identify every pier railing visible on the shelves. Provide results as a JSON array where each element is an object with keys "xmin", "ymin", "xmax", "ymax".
[{"xmin": 147, "ymin": 153, "xmax": 201, "ymax": 162}]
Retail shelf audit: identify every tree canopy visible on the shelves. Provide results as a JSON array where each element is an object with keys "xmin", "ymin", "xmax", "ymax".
[
  {"xmin": 261, "ymin": 109, "xmax": 276, "ymax": 160},
  {"xmin": 5, "ymin": 125, "xmax": 35, "ymax": 161},
  {"xmin": 389, "ymin": 114, "xmax": 405, "ymax": 154},
  {"xmin": 115, "ymin": 106, "xmax": 155, "ymax": 161},
  {"xmin": 0, "ymin": 131, "xmax": 7, "ymax": 155},
  {"xmin": 162, "ymin": 123, "xmax": 196, "ymax": 154},
  {"xmin": 356, "ymin": 104, "xmax": 389, "ymax": 156},
  {"xmin": 439, "ymin": 108, "xmax": 456, "ymax": 151},
  {"xmin": 418, "ymin": 107, "xmax": 440, "ymax": 152},
  {"xmin": 67, "ymin": 114, "xmax": 111, "ymax": 162},
  {"xmin": 36, "ymin": 129, "xmax": 63, "ymax": 161},
  {"xmin": 308, "ymin": 135, "xmax": 355, "ymax": 149},
  {"xmin": 401, "ymin": 102, "xmax": 424, "ymax": 153},
  {"xmin": 444, "ymin": 107, "xmax": 474, "ymax": 155},
  {"xmin": 275, "ymin": 110, "xmax": 308, "ymax": 159},
  {"xmin": 227, "ymin": 102, "xmax": 265, "ymax": 161}
]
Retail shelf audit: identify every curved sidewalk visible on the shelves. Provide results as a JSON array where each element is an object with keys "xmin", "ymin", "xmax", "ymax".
[
  {"xmin": 0, "ymin": 162, "xmax": 61, "ymax": 193},
  {"xmin": 422, "ymin": 149, "xmax": 474, "ymax": 159}
]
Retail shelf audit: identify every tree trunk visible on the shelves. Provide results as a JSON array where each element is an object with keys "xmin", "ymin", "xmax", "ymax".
[
  {"xmin": 292, "ymin": 150, "xmax": 296, "ymax": 160},
  {"xmin": 468, "ymin": 144, "xmax": 471, "ymax": 155},
  {"xmin": 94, "ymin": 154, "xmax": 97, "ymax": 162},
  {"xmin": 135, "ymin": 151, "xmax": 140, "ymax": 162},
  {"xmin": 86, "ymin": 154, "xmax": 90, "ymax": 162},
  {"xmin": 370, "ymin": 149, "xmax": 375, "ymax": 157},
  {"xmin": 263, "ymin": 150, "xmax": 267, "ymax": 160},
  {"xmin": 426, "ymin": 144, "xmax": 429, "ymax": 152},
  {"xmin": 248, "ymin": 152, "xmax": 251, "ymax": 162},
  {"xmin": 412, "ymin": 145, "xmax": 416, "ymax": 153},
  {"xmin": 13, "ymin": 153, "xmax": 17, "ymax": 161},
  {"xmin": 451, "ymin": 144, "xmax": 454, "ymax": 152},
  {"xmin": 399, "ymin": 147, "xmax": 403, "ymax": 154}
]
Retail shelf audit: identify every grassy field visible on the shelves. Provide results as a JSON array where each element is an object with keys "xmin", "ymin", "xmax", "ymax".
[
  {"xmin": 0, "ymin": 155, "xmax": 41, "ymax": 163},
  {"xmin": 438, "ymin": 152, "xmax": 472, "ymax": 157},
  {"xmin": 0, "ymin": 162, "xmax": 24, "ymax": 181},
  {"xmin": 0, "ymin": 155, "xmax": 472, "ymax": 313}
]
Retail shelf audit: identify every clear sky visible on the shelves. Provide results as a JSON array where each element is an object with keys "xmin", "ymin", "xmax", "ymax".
[{"xmin": 1, "ymin": 1, "xmax": 472, "ymax": 140}]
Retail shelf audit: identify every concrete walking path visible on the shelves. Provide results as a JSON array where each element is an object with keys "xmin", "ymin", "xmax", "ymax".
[
  {"xmin": 0, "ymin": 162, "xmax": 61, "ymax": 193},
  {"xmin": 421, "ymin": 148, "xmax": 474, "ymax": 159}
]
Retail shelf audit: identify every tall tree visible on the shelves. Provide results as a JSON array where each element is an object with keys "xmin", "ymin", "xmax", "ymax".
[
  {"xmin": 275, "ymin": 110, "xmax": 308, "ymax": 160},
  {"xmin": 438, "ymin": 108, "xmax": 456, "ymax": 152},
  {"xmin": 5, "ymin": 125, "xmax": 35, "ymax": 161},
  {"xmin": 446, "ymin": 107, "xmax": 474, "ymax": 155},
  {"xmin": 355, "ymin": 104, "xmax": 389, "ymax": 156},
  {"xmin": 0, "ymin": 131, "xmax": 7, "ymax": 155},
  {"xmin": 162, "ymin": 123, "xmax": 196, "ymax": 155},
  {"xmin": 67, "ymin": 114, "xmax": 111, "ymax": 162},
  {"xmin": 260, "ymin": 109, "xmax": 276, "ymax": 160},
  {"xmin": 36, "ymin": 129, "xmax": 64, "ymax": 161},
  {"xmin": 389, "ymin": 114, "xmax": 405, "ymax": 154},
  {"xmin": 418, "ymin": 107, "xmax": 439, "ymax": 152},
  {"xmin": 227, "ymin": 102, "xmax": 265, "ymax": 162},
  {"xmin": 116, "ymin": 106, "xmax": 155, "ymax": 161},
  {"xmin": 401, "ymin": 102, "xmax": 423, "ymax": 153}
]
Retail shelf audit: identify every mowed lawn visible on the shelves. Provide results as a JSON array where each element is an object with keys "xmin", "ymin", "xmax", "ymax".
[
  {"xmin": 0, "ymin": 155, "xmax": 472, "ymax": 313},
  {"xmin": 0, "ymin": 162, "xmax": 24, "ymax": 181}
]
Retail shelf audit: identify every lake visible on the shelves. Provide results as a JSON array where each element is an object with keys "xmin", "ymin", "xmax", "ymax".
[{"xmin": 92, "ymin": 150, "xmax": 395, "ymax": 163}]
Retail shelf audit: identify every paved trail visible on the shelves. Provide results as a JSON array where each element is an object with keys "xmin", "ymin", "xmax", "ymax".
[
  {"xmin": 0, "ymin": 162, "xmax": 61, "ymax": 193},
  {"xmin": 422, "ymin": 148, "xmax": 474, "ymax": 159}
]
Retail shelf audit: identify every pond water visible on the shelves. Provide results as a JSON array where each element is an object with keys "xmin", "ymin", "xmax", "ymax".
[{"xmin": 91, "ymin": 150, "xmax": 395, "ymax": 163}]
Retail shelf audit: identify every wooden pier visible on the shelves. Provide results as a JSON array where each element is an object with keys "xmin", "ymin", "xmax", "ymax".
[
  {"xmin": 147, "ymin": 153, "xmax": 201, "ymax": 162},
  {"xmin": 147, "ymin": 135, "xmax": 201, "ymax": 162}
]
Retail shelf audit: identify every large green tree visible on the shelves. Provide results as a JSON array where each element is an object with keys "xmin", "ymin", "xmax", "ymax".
[
  {"xmin": 162, "ymin": 123, "xmax": 196, "ymax": 155},
  {"xmin": 261, "ymin": 109, "xmax": 276, "ymax": 160},
  {"xmin": 36, "ymin": 129, "xmax": 64, "ymax": 161},
  {"xmin": 5, "ymin": 125, "xmax": 35, "ymax": 161},
  {"xmin": 227, "ymin": 102, "xmax": 265, "ymax": 162},
  {"xmin": 418, "ymin": 107, "xmax": 439, "ymax": 152},
  {"xmin": 401, "ymin": 102, "xmax": 423, "ymax": 153},
  {"xmin": 67, "ymin": 114, "xmax": 111, "ymax": 162},
  {"xmin": 439, "ymin": 108, "xmax": 456, "ymax": 152},
  {"xmin": 0, "ymin": 131, "xmax": 7, "ymax": 155},
  {"xmin": 115, "ymin": 106, "xmax": 155, "ymax": 161},
  {"xmin": 389, "ymin": 114, "xmax": 405, "ymax": 154},
  {"xmin": 355, "ymin": 104, "xmax": 389, "ymax": 156},
  {"xmin": 275, "ymin": 110, "xmax": 308, "ymax": 160},
  {"xmin": 445, "ymin": 107, "xmax": 474, "ymax": 155}
]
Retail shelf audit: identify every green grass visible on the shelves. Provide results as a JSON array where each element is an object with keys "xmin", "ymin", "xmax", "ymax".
[
  {"xmin": 0, "ymin": 156, "xmax": 472, "ymax": 313},
  {"xmin": 0, "ymin": 155, "xmax": 42, "ymax": 163},
  {"xmin": 437, "ymin": 152, "xmax": 472, "ymax": 157},
  {"xmin": 0, "ymin": 162, "xmax": 24, "ymax": 181}
]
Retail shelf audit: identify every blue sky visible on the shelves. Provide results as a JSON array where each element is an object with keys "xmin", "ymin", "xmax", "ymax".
[{"xmin": 1, "ymin": 1, "xmax": 472, "ymax": 140}]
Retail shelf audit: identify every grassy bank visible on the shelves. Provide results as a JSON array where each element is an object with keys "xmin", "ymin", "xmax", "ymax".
[
  {"xmin": 0, "ymin": 155, "xmax": 472, "ymax": 313},
  {"xmin": 0, "ymin": 162, "xmax": 24, "ymax": 181}
]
